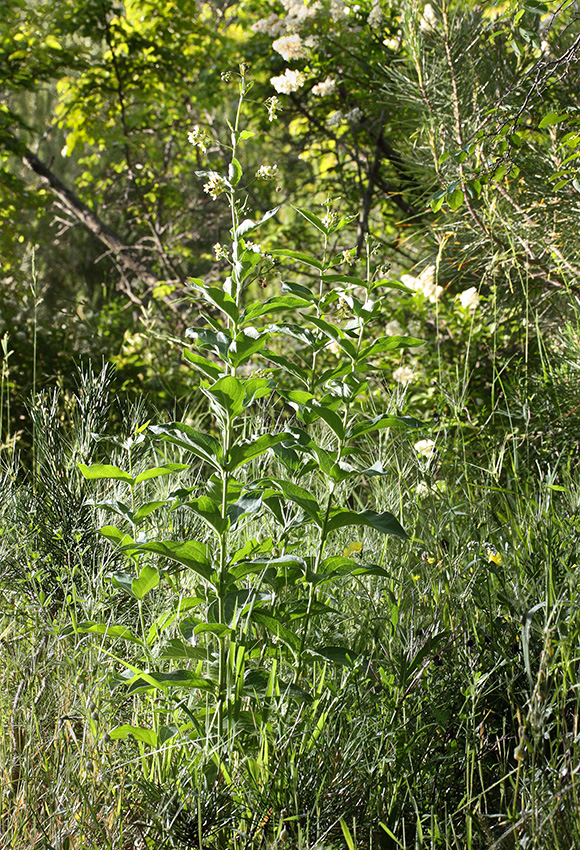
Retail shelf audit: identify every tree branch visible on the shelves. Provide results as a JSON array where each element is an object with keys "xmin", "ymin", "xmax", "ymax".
[{"xmin": 4, "ymin": 132, "xmax": 160, "ymax": 302}]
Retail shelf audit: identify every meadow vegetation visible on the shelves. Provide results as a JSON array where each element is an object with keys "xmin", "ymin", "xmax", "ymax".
[{"xmin": 3, "ymin": 1, "xmax": 580, "ymax": 848}]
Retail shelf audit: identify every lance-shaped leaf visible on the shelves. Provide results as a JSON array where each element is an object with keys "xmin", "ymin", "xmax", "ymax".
[
  {"xmin": 269, "ymin": 248, "xmax": 323, "ymax": 270},
  {"xmin": 304, "ymin": 645, "xmax": 360, "ymax": 667},
  {"xmin": 189, "ymin": 281, "xmax": 240, "ymax": 322},
  {"xmin": 264, "ymin": 478, "xmax": 322, "ymax": 526},
  {"xmin": 109, "ymin": 725, "xmax": 157, "ymax": 746},
  {"xmin": 100, "ymin": 525, "xmax": 135, "ymax": 548},
  {"xmin": 130, "ymin": 540, "xmax": 214, "ymax": 584},
  {"xmin": 262, "ymin": 352, "xmax": 310, "ymax": 386},
  {"xmin": 243, "ymin": 376, "xmax": 275, "ymax": 407},
  {"xmin": 134, "ymin": 463, "xmax": 189, "ymax": 485},
  {"xmin": 184, "ymin": 496, "xmax": 229, "ymax": 536},
  {"xmin": 241, "ymin": 294, "xmax": 311, "ymax": 322},
  {"xmin": 292, "ymin": 206, "xmax": 329, "ymax": 235},
  {"xmin": 326, "ymin": 508, "xmax": 407, "ymax": 538},
  {"xmin": 127, "ymin": 670, "xmax": 214, "ymax": 693},
  {"xmin": 150, "ymin": 422, "xmax": 222, "ymax": 469},
  {"xmin": 78, "ymin": 463, "xmax": 133, "ymax": 484},
  {"xmin": 228, "ymin": 432, "xmax": 287, "ymax": 471},
  {"xmin": 235, "ymin": 205, "xmax": 279, "ymax": 237},
  {"xmin": 228, "ymin": 328, "xmax": 267, "ymax": 367},
  {"xmin": 228, "ymin": 491, "xmax": 264, "ymax": 531},
  {"xmin": 251, "ymin": 610, "xmax": 300, "ymax": 653},
  {"xmin": 185, "ymin": 327, "xmax": 233, "ymax": 360},
  {"xmin": 347, "ymin": 414, "xmax": 418, "ymax": 440},
  {"xmin": 158, "ymin": 639, "xmax": 209, "ymax": 662},
  {"xmin": 360, "ymin": 336, "xmax": 424, "ymax": 359},
  {"xmin": 73, "ymin": 621, "xmax": 144, "ymax": 645},
  {"xmin": 184, "ymin": 350, "xmax": 224, "ymax": 381}
]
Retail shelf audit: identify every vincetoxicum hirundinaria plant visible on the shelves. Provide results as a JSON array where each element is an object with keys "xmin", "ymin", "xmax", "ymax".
[{"xmin": 76, "ymin": 66, "xmax": 422, "ymax": 758}]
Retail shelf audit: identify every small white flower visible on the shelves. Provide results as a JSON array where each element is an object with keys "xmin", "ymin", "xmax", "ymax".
[
  {"xmin": 326, "ymin": 109, "xmax": 344, "ymax": 127},
  {"xmin": 393, "ymin": 365, "xmax": 414, "ymax": 384},
  {"xmin": 457, "ymin": 286, "xmax": 479, "ymax": 311},
  {"xmin": 256, "ymin": 164, "xmax": 279, "ymax": 180},
  {"xmin": 244, "ymin": 241, "xmax": 262, "ymax": 253},
  {"xmin": 312, "ymin": 76, "xmax": 337, "ymax": 97},
  {"xmin": 345, "ymin": 107, "xmax": 364, "ymax": 124},
  {"xmin": 271, "ymin": 68, "xmax": 307, "ymax": 94},
  {"xmin": 272, "ymin": 33, "xmax": 308, "ymax": 61},
  {"xmin": 414, "ymin": 439, "xmax": 436, "ymax": 459}
]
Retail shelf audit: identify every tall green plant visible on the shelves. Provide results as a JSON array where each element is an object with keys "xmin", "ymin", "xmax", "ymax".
[{"xmin": 76, "ymin": 67, "xmax": 422, "ymax": 762}]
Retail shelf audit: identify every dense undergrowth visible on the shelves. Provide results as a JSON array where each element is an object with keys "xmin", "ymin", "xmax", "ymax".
[{"xmin": 4, "ymin": 62, "xmax": 580, "ymax": 850}]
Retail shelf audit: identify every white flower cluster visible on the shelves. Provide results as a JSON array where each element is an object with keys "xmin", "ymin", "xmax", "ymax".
[
  {"xmin": 273, "ymin": 33, "xmax": 308, "ymax": 60},
  {"xmin": 326, "ymin": 109, "xmax": 344, "ymax": 127},
  {"xmin": 312, "ymin": 76, "xmax": 337, "ymax": 97},
  {"xmin": 266, "ymin": 96, "xmax": 281, "ymax": 121},
  {"xmin": 213, "ymin": 242, "xmax": 229, "ymax": 260},
  {"xmin": 345, "ymin": 106, "xmax": 363, "ymax": 123},
  {"xmin": 251, "ymin": 13, "xmax": 285, "ymax": 37},
  {"xmin": 282, "ymin": 0, "xmax": 322, "ymax": 30},
  {"xmin": 328, "ymin": 0, "xmax": 349, "ymax": 21},
  {"xmin": 256, "ymin": 164, "xmax": 279, "ymax": 180},
  {"xmin": 457, "ymin": 286, "xmax": 479, "ymax": 311},
  {"xmin": 401, "ymin": 264, "xmax": 443, "ymax": 302},
  {"xmin": 385, "ymin": 318, "xmax": 404, "ymax": 336},
  {"xmin": 188, "ymin": 125, "xmax": 211, "ymax": 153},
  {"xmin": 420, "ymin": 3, "xmax": 437, "ymax": 32},
  {"xmin": 393, "ymin": 365, "xmax": 414, "ymax": 384},
  {"xmin": 368, "ymin": 0, "xmax": 383, "ymax": 29},
  {"xmin": 203, "ymin": 174, "xmax": 228, "ymax": 199},
  {"xmin": 414, "ymin": 438, "xmax": 436, "ymax": 459},
  {"xmin": 271, "ymin": 68, "xmax": 307, "ymax": 93}
]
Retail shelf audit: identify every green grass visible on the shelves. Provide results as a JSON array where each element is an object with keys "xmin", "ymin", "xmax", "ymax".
[{"xmin": 2, "ymin": 357, "xmax": 580, "ymax": 850}]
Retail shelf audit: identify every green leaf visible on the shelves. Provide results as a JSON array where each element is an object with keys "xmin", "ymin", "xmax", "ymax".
[
  {"xmin": 268, "ymin": 478, "xmax": 322, "ymax": 526},
  {"xmin": 251, "ymin": 610, "xmax": 300, "ymax": 652},
  {"xmin": 131, "ymin": 564, "xmax": 160, "ymax": 600},
  {"xmin": 229, "ymin": 157, "xmax": 242, "ymax": 186},
  {"xmin": 348, "ymin": 414, "xmax": 418, "ymax": 439},
  {"xmin": 539, "ymin": 112, "xmax": 567, "ymax": 129},
  {"xmin": 447, "ymin": 188, "xmax": 464, "ymax": 210},
  {"xmin": 158, "ymin": 639, "xmax": 209, "ymax": 661},
  {"xmin": 99, "ymin": 526, "xmax": 135, "ymax": 547},
  {"xmin": 131, "ymin": 540, "xmax": 214, "ymax": 583},
  {"xmin": 150, "ymin": 423, "xmax": 222, "ymax": 469},
  {"xmin": 292, "ymin": 206, "xmax": 328, "ymax": 235},
  {"xmin": 202, "ymin": 375, "xmax": 245, "ymax": 421},
  {"xmin": 74, "ymin": 621, "xmax": 143, "ymax": 645},
  {"xmin": 306, "ymin": 645, "xmax": 359, "ymax": 667},
  {"xmin": 109, "ymin": 724, "xmax": 157, "ymax": 746},
  {"xmin": 187, "ymin": 283, "xmax": 239, "ymax": 323},
  {"xmin": 183, "ymin": 350, "xmax": 224, "ymax": 381},
  {"xmin": 228, "ymin": 433, "xmax": 287, "ymax": 470},
  {"xmin": 184, "ymin": 496, "xmax": 229, "ymax": 537},
  {"xmin": 227, "ymin": 491, "xmax": 263, "ymax": 530},
  {"xmin": 241, "ymin": 295, "xmax": 311, "ymax": 322},
  {"xmin": 326, "ymin": 508, "xmax": 407, "ymax": 538},
  {"xmin": 269, "ymin": 249, "xmax": 323, "ymax": 271},
  {"xmin": 134, "ymin": 463, "xmax": 189, "ymax": 485},
  {"xmin": 77, "ymin": 463, "xmax": 133, "ymax": 484},
  {"xmin": 133, "ymin": 500, "xmax": 170, "ymax": 521},
  {"xmin": 361, "ymin": 336, "xmax": 423, "ymax": 359},
  {"xmin": 228, "ymin": 329, "xmax": 267, "ymax": 367}
]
